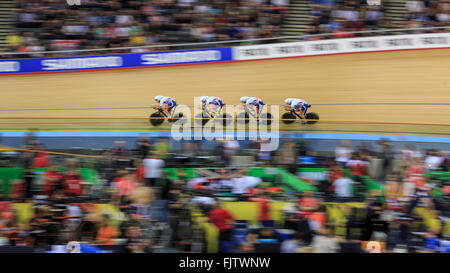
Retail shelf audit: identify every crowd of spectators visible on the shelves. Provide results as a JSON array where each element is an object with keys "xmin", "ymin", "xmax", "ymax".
[
  {"xmin": 0, "ymin": 131, "xmax": 449, "ymax": 253},
  {"xmin": 308, "ymin": 0, "xmax": 387, "ymax": 39},
  {"xmin": 3, "ymin": 0, "xmax": 449, "ymax": 57},
  {"xmin": 404, "ymin": 0, "xmax": 450, "ymax": 28},
  {"xmin": 4, "ymin": 0, "xmax": 289, "ymax": 57},
  {"xmin": 307, "ymin": 0, "xmax": 449, "ymax": 39}
]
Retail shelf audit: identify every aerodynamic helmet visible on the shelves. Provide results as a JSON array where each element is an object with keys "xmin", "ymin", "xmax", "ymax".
[
  {"xmin": 154, "ymin": 95, "xmax": 164, "ymax": 102},
  {"xmin": 240, "ymin": 96, "xmax": 250, "ymax": 103},
  {"xmin": 200, "ymin": 96, "xmax": 209, "ymax": 102},
  {"xmin": 285, "ymin": 98, "xmax": 294, "ymax": 104}
]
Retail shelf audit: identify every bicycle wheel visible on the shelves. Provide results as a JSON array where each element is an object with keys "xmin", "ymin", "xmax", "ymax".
[
  {"xmin": 306, "ymin": 112, "xmax": 320, "ymax": 124},
  {"xmin": 168, "ymin": 112, "xmax": 185, "ymax": 123},
  {"xmin": 260, "ymin": 112, "xmax": 273, "ymax": 125},
  {"xmin": 217, "ymin": 114, "xmax": 233, "ymax": 127},
  {"xmin": 149, "ymin": 112, "xmax": 165, "ymax": 126},
  {"xmin": 237, "ymin": 112, "xmax": 249, "ymax": 124},
  {"xmin": 281, "ymin": 112, "xmax": 296, "ymax": 124},
  {"xmin": 195, "ymin": 113, "xmax": 210, "ymax": 126}
]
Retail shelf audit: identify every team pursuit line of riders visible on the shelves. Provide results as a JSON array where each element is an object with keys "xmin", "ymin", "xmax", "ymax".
[{"xmin": 150, "ymin": 95, "xmax": 319, "ymax": 126}]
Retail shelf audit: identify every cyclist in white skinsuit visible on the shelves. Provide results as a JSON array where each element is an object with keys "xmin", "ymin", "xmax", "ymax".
[
  {"xmin": 284, "ymin": 98, "xmax": 311, "ymax": 125},
  {"xmin": 154, "ymin": 95, "xmax": 177, "ymax": 117},
  {"xmin": 200, "ymin": 96, "xmax": 224, "ymax": 118},
  {"xmin": 240, "ymin": 96, "xmax": 265, "ymax": 118}
]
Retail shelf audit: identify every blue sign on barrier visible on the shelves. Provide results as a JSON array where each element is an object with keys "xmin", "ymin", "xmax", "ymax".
[{"xmin": 0, "ymin": 47, "xmax": 233, "ymax": 74}]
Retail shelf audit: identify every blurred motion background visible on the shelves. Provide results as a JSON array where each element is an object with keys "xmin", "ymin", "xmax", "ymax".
[{"xmin": 0, "ymin": 0, "xmax": 449, "ymax": 253}]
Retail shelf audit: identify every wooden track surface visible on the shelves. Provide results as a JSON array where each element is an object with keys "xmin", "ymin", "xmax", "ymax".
[{"xmin": 1, "ymin": 49, "xmax": 449, "ymax": 135}]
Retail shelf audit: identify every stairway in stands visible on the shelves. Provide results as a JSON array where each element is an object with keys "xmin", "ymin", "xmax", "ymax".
[
  {"xmin": 281, "ymin": 0, "xmax": 311, "ymax": 41},
  {"xmin": 0, "ymin": 0, "xmax": 14, "ymax": 48},
  {"xmin": 383, "ymin": 0, "xmax": 408, "ymax": 28}
]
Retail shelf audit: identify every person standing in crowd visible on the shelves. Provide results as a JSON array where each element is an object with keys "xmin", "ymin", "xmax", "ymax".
[
  {"xmin": 333, "ymin": 175, "xmax": 355, "ymax": 202},
  {"xmin": 222, "ymin": 140, "xmax": 239, "ymax": 166},
  {"xmin": 335, "ymin": 140, "xmax": 352, "ymax": 167},
  {"xmin": 424, "ymin": 149, "xmax": 445, "ymax": 171},
  {"xmin": 154, "ymin": 138, "xmax": 170, "ymax": 160},
  {"xmin": 250, "ymin": 191, "xmax": 272, "ymax": 227},
  {"xmin": 136, "ymin": 134, "xmax": 151, "ymax": 159},
  {"xmin": 143, "ymin": 151, "xmax": 165, "ymax": 187},
  {"xmin": 62, "ymin": 158, "xmax": 83, "ymax": 197},
  {"xmin": 111, "ymin": 141, "xmax": 131, "ymax": 169},
  {"xmin": 31, "ymin": 144, "xmax": 50, "ymax": 168},
  {"xmin": 208, "ymin": 202, "xmax": 235, "ymax": 253},
  {"xmin": 278, "ymin": 141, "xmax": 298, "ymax": 174},
  {"xmin": 21, "ymin": 143, "xmax": 35, "ymax": 169},
  {"xmin": 112, "ymin": 170, "xmax": 138, "ymax": 205},
  {"xmin": 377, "ymin": 140, "xmax": 394, "ymax": 180}
]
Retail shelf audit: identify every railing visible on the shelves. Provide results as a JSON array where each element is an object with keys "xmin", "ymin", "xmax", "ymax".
[{"xmin": 1, "ymin": 26, "xmax": 449, "ymax": 59}]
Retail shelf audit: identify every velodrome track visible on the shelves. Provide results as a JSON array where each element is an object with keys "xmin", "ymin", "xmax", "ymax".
[{"xmin": 0, "ymin": 49, "xmax": 450, "ymax": 136}]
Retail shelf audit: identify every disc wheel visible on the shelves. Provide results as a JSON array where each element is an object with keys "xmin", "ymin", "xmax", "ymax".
[
  {"xmin": 149, "ymin": 112, "xmax": 165, "ymax": 126},
  {"xmin": 281, "ymin": 112, "xmax": 296, "ymax": 124},
  {"xmin": 306, "ymin": 112, "xmax": 320, "ymax": 124}
]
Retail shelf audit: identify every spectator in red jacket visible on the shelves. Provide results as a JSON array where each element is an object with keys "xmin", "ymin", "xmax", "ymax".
[
  {"xmin": 298, "ymin": 191, "xmax": 321, "ymax": 218},
  {"xmin": 346, "ymin": 153, "xmax": 370, "ymax": 176},
  {"xmin": 113, "ymin": 170, "xmax": 138, "ymax": 204},
  {"xmin": 31, "ymin": 144, "xmax": 50, "ymax": 168},
  {"xmin": 250, "ymin": 192, "xmax": 272, "ymax": 227},
  {"xmin": 208, "ymin": 203, "xmax": 235, "ymax": 243},
  {"xmin": 62, "ymin": 159, "xmax": 83, "ymax": 196}
]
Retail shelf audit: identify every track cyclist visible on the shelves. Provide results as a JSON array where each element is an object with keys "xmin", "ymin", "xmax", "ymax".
[{"xmin": 284, "ymin": 98, "xmax": 311, "ymax": 125}]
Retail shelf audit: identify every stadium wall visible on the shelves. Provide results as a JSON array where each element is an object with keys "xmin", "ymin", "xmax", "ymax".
[{"xmin": 0, "ymin": 33, "xmax": 449, "ymax": 75}]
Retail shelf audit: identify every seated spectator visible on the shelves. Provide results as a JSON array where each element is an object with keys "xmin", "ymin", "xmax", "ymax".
[
  {"xmin": 311, "ymin": 225, "xmax": 339, "ymax": 253},
  {"xmin": 257, "ymin": 227, "xmax": 278, "ymax": 242},
  {"xmin": 5, "ymin": 32, "xmax": 23, "ymax": 49},
  {"xmin": 280, "ymin": 232, "xmax": 302, "ymax": 253},
  {"xmin": 234, "ymin": 241, "xmax": 255, "ymax": 253}
]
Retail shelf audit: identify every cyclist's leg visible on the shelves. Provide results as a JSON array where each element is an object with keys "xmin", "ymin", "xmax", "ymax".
[
  {"xmin": 159, "ymin": 108, "xmax": 168, "ymax": 118},
  {"xmin": 246, "ymin": 105, "xmax": 257, "ymax": 119},
  {"xmin": 169, "ymin": 105, "xmax": 178, "ymax": 118},
  {"xmin": 257, "ymin": 104, "xmax": 265, "ymax": 119}
]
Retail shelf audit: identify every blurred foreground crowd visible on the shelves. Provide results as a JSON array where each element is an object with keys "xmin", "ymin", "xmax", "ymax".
[{"xmin": 0, "ymin": 132, "xmax": 449, "ymax": 253}]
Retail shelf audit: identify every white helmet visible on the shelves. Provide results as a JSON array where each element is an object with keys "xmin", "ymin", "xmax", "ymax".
[
  {"xmin": 154, "ymin": 95, "xmax": 164, "ymax": 102},
  {"xmin": 200, "ymin": 96, "xmax": 209, "ymax": 103},
  {"xmin": 285, "ymin": 98, "xmax": 294, "ymax": 104},
  {"xmin": 240, "ymin": 96, "xmax": 250, "ymax": 103}
]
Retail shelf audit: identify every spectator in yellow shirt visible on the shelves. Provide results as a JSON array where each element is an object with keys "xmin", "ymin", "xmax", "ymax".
[{"xmin": 6, "ymin": 32, "xmax": 23, "ymax": 47}]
